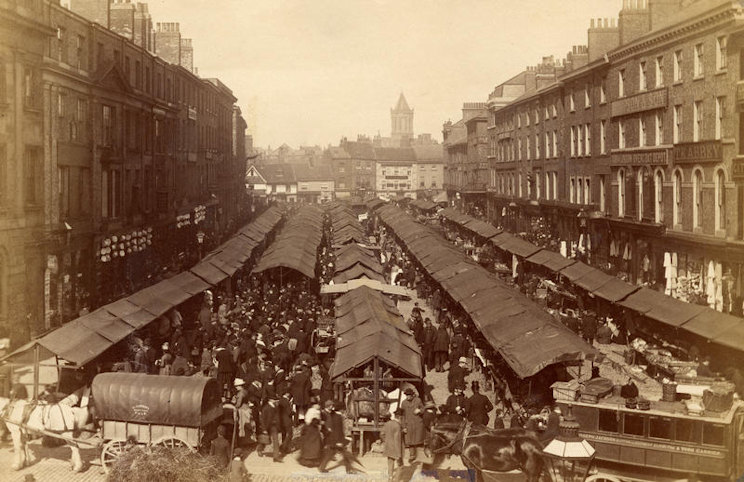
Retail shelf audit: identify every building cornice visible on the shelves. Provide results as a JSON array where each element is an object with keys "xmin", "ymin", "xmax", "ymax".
[{"xmin": 609, "ymin": 4, "xmax": 741, "ymax": 62}]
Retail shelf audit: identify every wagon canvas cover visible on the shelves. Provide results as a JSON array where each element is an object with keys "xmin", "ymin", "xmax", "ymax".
[{"xmin": 92, "ymin": 373, "xmax": 222, "ymax": 427}]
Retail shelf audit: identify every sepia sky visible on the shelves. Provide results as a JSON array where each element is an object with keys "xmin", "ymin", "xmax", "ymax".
[{"xmin": 145, "ymin": 0, "xmax": 621, "ymax": 148}]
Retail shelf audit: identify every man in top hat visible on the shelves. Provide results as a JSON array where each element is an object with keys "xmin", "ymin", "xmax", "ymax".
[
  {"xmin": 278, "ymin": 391, "xmax": 294, "ymax": 454},
  {"xmin": 466, "ymin": 381, "xmax": 493, "ymax": 426},
  {"xmin": 445, "ymin": 387, "xmax": 469, "ymax": 423},
  {"xmin": 399, "ymin": 388, "xmax": 425, "ymax": 464},
  {"xmin": 447, "ymin": 357, "xmax": 469, "ymax": 394},
  {"xmin": 290, "ymin": 363, "xmax": 312, "ymax": 425},
  {"xmin": 422, "ymin": 318, "xmax": 436, "ymax": 371}
]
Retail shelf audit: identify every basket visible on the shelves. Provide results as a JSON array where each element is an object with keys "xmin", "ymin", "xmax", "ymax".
[
  {"xmin": 257, "ymin": 433, "xmax": 271, "ymax": 445},
  {"xmin": 637, "ymin": 398, "xmax": 650, "ymax": 410},
  {"xmin": 551, "ymin": 380, "xmax": 580, "ymax": 402},
  {"xmin": 625, "ymin": 398, "xmax": 637, "ymax": 409},
  {"xmin": 662, "ymin": 382, "xmax": 677, "ymax": 402}
]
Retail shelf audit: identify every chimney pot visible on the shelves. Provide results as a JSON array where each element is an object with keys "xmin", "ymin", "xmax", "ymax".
[{"xmin": 590, "ymin": 18, "xmax": 595, "ymax": 28}]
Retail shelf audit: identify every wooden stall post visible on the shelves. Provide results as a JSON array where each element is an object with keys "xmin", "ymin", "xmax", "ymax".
[{"xmin": 33, "ymin": 344, "xmax": 40, "ymax": 400}]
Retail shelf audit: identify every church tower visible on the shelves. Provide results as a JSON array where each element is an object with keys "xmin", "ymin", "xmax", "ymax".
[{"xmin": 391, "ymin": 93, "xmax": 414, "ymax": 146}]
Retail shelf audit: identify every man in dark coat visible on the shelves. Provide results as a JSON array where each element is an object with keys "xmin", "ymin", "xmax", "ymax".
[
  {"xmin": 447, "ymin": 357, "xmax": 468, "ymax": 393},
  {"xmin": 290, "ymin": 365, "xmax": 312, "ymax": 424},
  {"xmin": 215, "ymin": 346, "xmax": 236, "ymax": 399},
  {"xmin": 278, "ymin": 391, "xmax": 294, "ymax": 453},
  {"xmin": 433, "ymin": 324, "xmax": 450, "ymax": 372},
  {"xmin": 422, "ymin": 319, "xmax": 436, "ymax": 371},
  {"xmin": 318, "ymin": 400, "xmax": 355, "ymax": 473},
  {"xmin": 445, "ymin": 388, "xmax": 470, "ymax": 422},
  {"xmin": 466, "ymin": 381, "xmax": 493, "ymax": 426},
  {"xmin": 258, "ymin": 396, "xmax": 282, "ymax": 462},
  {"xmin": 581, "ymin": 310, "xmax": 597, "ymax": 345}
]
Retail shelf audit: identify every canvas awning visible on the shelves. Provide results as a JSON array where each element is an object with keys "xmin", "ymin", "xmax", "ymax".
[
  {"xmin": 619, "ymin": 288, "xmax": 706, "ymax": 327},
  {"xmin": 92, "ymin": 373, "xmax": 222, "ymax": 427},
  {"xmin": 591, "ymin": 277, "xmax": 638, "ymax": 303},
  {"xmin": 526, "ymin": 249, "xmax": 576, "ymax": 272}
]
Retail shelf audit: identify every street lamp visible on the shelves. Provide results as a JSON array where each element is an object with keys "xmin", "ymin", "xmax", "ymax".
[
  {"xmin": 196, "ymin": 230, "xmax": 205, "ymax": 260},
  {"xmin": 542, "ymin": 405, "xmax": 596, "ymax": 482}
]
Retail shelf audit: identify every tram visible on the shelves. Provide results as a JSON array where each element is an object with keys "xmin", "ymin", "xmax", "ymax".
[{"xmin": 557, "ymin": 397, "xmax": 744, "ymax": 481}]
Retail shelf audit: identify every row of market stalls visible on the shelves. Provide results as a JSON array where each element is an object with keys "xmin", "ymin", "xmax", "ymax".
[
  {"xmin": 252, "ymin": 205, "xmax": 324, "ymax": 280},
  {"xmin": 3, "ymin": 206, "xmax": 286, "ymax": 396},
  {"xmin": 432, "ymin": 206, "xmax": 744, "ymax": 361},
  {"xmin": 375, "ymin": 204, "xmax": 597, "ymax": 383},
  {"xmin": 323, "ymin": 203, "xmax": 422, "ymax": 452}
]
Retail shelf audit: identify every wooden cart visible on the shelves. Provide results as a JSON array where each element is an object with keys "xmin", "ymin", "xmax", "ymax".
[{"xmin": 91, "ymin": 372, "xmax": 234, "ymax": 472}]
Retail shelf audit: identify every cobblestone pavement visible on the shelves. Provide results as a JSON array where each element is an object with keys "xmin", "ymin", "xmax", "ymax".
[
  {"xmin": 0, "ymin": 291, "xmax": 500, "ymax": 481},
  {"xmin": 0, "ymin": 438, "xmax": 475, "ymax": 482}
]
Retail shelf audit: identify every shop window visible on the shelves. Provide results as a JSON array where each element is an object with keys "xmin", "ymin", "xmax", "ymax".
[
  {"xmin": 675, "ymin": 419, "xmax": 699, "ymax": 443},
  {"xmin": 715, "ymin": 169, "xmax": 726, "ymax": 231},
  {"xmin": 673, "ymin": 169, "xmax": 682, "ymax": 225},
  {"xmin": 623, "ymin": 413, "xmax": 645, "ymax": 436},
  {"xmin": 654, "ymin": 170, "xmax": 664, "ymax": 223},
  {"xmin": 702, "ymin": 424, "xmax": 724, "ymax": 446},
  {"xmin": 598, "ymin": 410, "xmax": 619, "ymax": 433},
  {"xmin": 693, "ymin": 169, "xmax": 703, "ymax": 228},
  {"xmin": 649, "ymin": 417, "xmax": 672, "ymax": 440}
]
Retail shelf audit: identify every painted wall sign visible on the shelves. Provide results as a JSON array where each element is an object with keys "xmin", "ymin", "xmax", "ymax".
[
  {"xmin": 611, "ymin": 88, "xmax": 667, "ymax": 117},
  {"xmin": 611, "ymin": 148, "xmax": 669, "ymax": 166},
  {"xmin": 673, "ymin": 141, "xmax": 723, "ymax": 163}
]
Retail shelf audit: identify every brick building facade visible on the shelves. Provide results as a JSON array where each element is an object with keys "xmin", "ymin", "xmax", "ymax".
[
  {"xmin": 0, "ymin": 0, "xmax": 247, "ymax": 345},
  {"xmin": 482, "ymin": 0, "xmax": 744, "ymax": 314}
]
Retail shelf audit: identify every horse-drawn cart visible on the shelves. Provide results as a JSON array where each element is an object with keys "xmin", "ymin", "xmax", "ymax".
[{"xmin": 92, "ymin": 372, "xmax": 234, "ymax": 472}]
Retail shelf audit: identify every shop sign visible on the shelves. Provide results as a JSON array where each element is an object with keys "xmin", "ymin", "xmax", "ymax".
[
  {"xmin": 611, "ymin": 148, "xmax": 669, "ymax": 166},
  {"xmin": 582, "ymin": 432, "xmax": 723, "ymax": 457},
  {"xmin": 732, "ymin": 157, "xmax": 744, "ymax": 180},
  {"xmin": 611, "ymin": 88, "xmax": 667, "ymax": 117},
  {"xmin": 672, "ymin": 140, "xmax": 722, "ymax": 164}
]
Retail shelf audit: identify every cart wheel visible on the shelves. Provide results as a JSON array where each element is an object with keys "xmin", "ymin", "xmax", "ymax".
[
  {"xmin": 151, "ymin": 436, "xmax": 194, "ymax": 451},
  {"xmin": 585, "ymin": 475, "xmax": 622, "ymax": 482},
  {"xmin": 101, "ymin": 440, "xmax": 130, "ymax": 473}
]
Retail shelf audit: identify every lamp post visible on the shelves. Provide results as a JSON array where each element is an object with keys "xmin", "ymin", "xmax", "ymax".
[
  {"xmin": 196, "ymin": 230, "xmax": 205, "ymax": 260},
  {"xmin": 542, "ymin": 405, "xmax": 596, "ymax": 482}
]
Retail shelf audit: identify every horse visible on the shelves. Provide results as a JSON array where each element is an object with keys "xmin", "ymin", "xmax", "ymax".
[
  {"xmin": 0, "ymin": 389, "xmax": 92, "ymax": 472},
  {"xmin": 428, "ymin": 420, "xmax": 546, "ymax": 482}
]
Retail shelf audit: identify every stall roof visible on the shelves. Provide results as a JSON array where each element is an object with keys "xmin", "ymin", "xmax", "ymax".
[
  {"xmin": 559, "ymin": 261, "xmax": 596, "ymax": 282},
  {"xmin": 526, "ymin": 249, "xmax": 576, "ymax": 272},
  {"xmin": 378, "ymin": 205, "xmax": 597, "ymax": 379},
  {"xmin": 332, "ymin": 332, "xmax": 422, "ymax": 380},
  {"xmin": 333, "ymin": 265, "xmax": 385, "ymax": 284},
  {"xmin": 495, "ymin": 236, "xmax": 541, "ymax": 258},
  {"xmin": 619, "ymin": 288, "xmax": 707, "ymax": 327},
  {"xmin": 464, "ymin": 219, "xmax": 501, "ymax": 239},
  {"xmin": 92, "ymin": 373, "xmax": 222, "ymax": 427},
  {"xmin": 366, "ymin": 198, "xmax": 386, "ymax": 210},
  {"xmin": 330, "ymin": 287, "xmax": 422, "ymax": 380},
  {"xmin": 189, "ymin": 260, "xmax": 228, "ymax": 285},
  {"xmin": 591, "ymin": 277, "xmax": 638, "ymax": 303},
  {"xmin": 572, "ymin": 268, "xmax": 615, "ymax": 293},
  {"xmin": 167, "ymin": 271, "xmax": 212, "ymax": 295},
  {"xmin": 682, "ymin": 309, "xmax": 741, "ymax": 340},
  {"xmin": 712, "ymin": 323, "xmax": 744, "ymax": 351}
]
